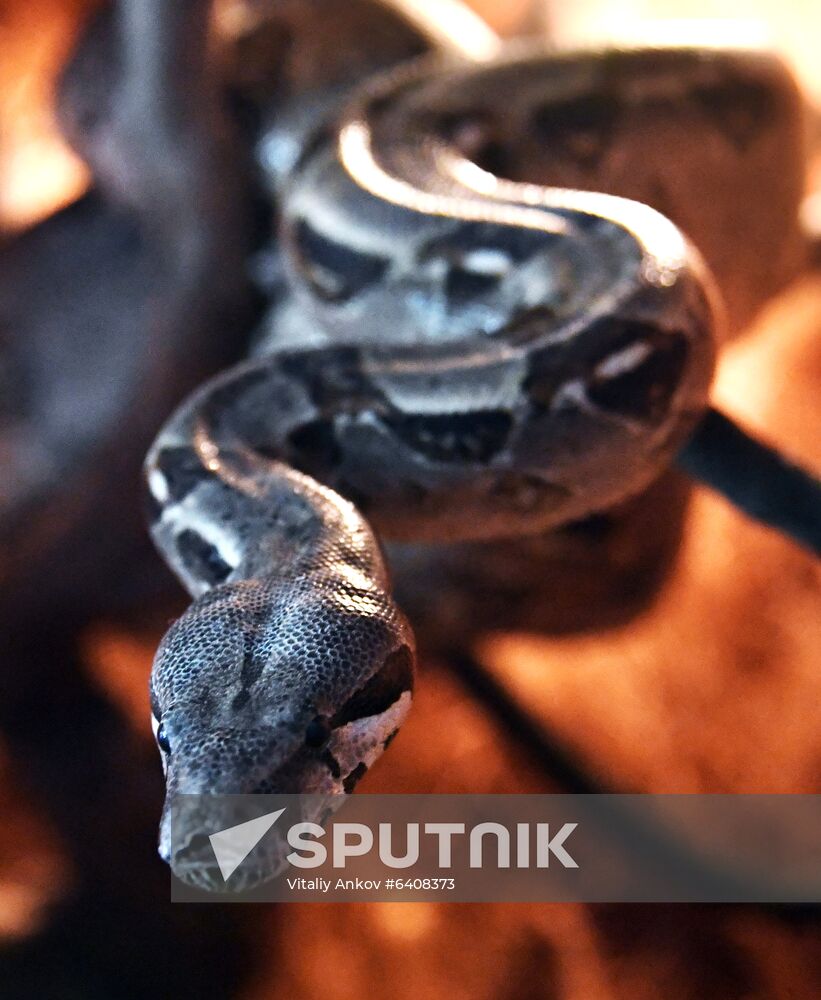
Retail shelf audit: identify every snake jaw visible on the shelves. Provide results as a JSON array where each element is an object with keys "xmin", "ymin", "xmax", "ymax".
[
  {"xmin": 156, "ymin": 690, "xmax": 413, "ymax": 890},
  {"xmin": 156, "ymin": 721, "xmax": 300, "ymax": 888}
]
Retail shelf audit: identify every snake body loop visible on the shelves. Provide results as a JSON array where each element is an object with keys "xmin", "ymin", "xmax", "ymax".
[{"xmin": 145, "ymin": 45, "xmax": 811, "ymax": 882}]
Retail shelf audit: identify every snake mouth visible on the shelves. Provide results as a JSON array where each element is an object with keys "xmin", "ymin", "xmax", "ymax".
[
  {"xmin": 170, "ymin": 832, "xmax": 227, "ymax": 891},
  {"xmin": 166, "ymin": 793, "xmax": 343, "ymax": 893},
  {"xmin": 173, "ymin": 856, "xmax": 280, "ymax": 893},
  {"xmin": 169, "ymin": 822, "xmax": 292, "ymax": 893},
  {"xmin": 163, "ymin": 711, "xmax": 410, "ymax": 894},
  {"xmin": 158, "ymin": 736, "xmax": 353, "ymax": 893}
]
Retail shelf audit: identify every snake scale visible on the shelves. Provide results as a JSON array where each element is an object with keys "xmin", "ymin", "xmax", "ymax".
[{"xmin": 143, "ymin": 31, "xmax": 808, "ymax": 880}]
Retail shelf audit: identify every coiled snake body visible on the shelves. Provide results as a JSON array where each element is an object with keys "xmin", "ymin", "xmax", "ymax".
[{"xmin": 145, "ymin": 46, "xmax": 802, "ymax": 878}]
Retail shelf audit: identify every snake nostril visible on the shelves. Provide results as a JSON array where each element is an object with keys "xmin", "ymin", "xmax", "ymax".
[{"xmin": 175, "ymin": 832, "xmax": 212, "ymax": 867}]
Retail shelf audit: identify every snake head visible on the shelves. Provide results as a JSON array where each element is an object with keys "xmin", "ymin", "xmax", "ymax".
[{"xmin": 150, "ymin": 576, "xmax": 414, "ymax": 889}]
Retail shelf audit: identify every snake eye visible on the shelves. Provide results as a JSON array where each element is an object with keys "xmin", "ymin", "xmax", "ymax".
[
  {"xmin": 305, "ymin": 716, "xmax": 332, "ymax": 748},
  {"xmin": 156, "ymin": 722, "xmax": 171, "ymax": 755}
]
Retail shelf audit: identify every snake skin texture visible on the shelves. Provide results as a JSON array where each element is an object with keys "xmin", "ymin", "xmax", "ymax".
[{"xmin": 144, "ymin": 44, "xmax": 807, "ymax": 881}]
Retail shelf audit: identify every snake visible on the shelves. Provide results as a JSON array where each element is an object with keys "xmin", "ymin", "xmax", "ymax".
[{"xmin": 143, "ymin": 43, "xmax": 807, "ymax": 884}]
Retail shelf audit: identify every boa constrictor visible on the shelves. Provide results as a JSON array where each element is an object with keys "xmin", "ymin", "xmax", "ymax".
[{"xmin": 143, "ymin": 44, "xmax": 803, "ymax": 878}]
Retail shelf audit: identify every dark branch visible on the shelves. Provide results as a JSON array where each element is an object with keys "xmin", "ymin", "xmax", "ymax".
[
  {"xmin": 440, "ymin": 647, "xmax": 606, "ymax": 794},
  {"xmin": 677, "ymin": 406, "xmax": 821, "ymax": 556}
]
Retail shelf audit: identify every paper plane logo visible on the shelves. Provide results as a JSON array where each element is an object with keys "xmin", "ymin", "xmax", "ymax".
[{"xmin": 208, "ymin": 808, "xmax": 286, "ymax": 881}]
